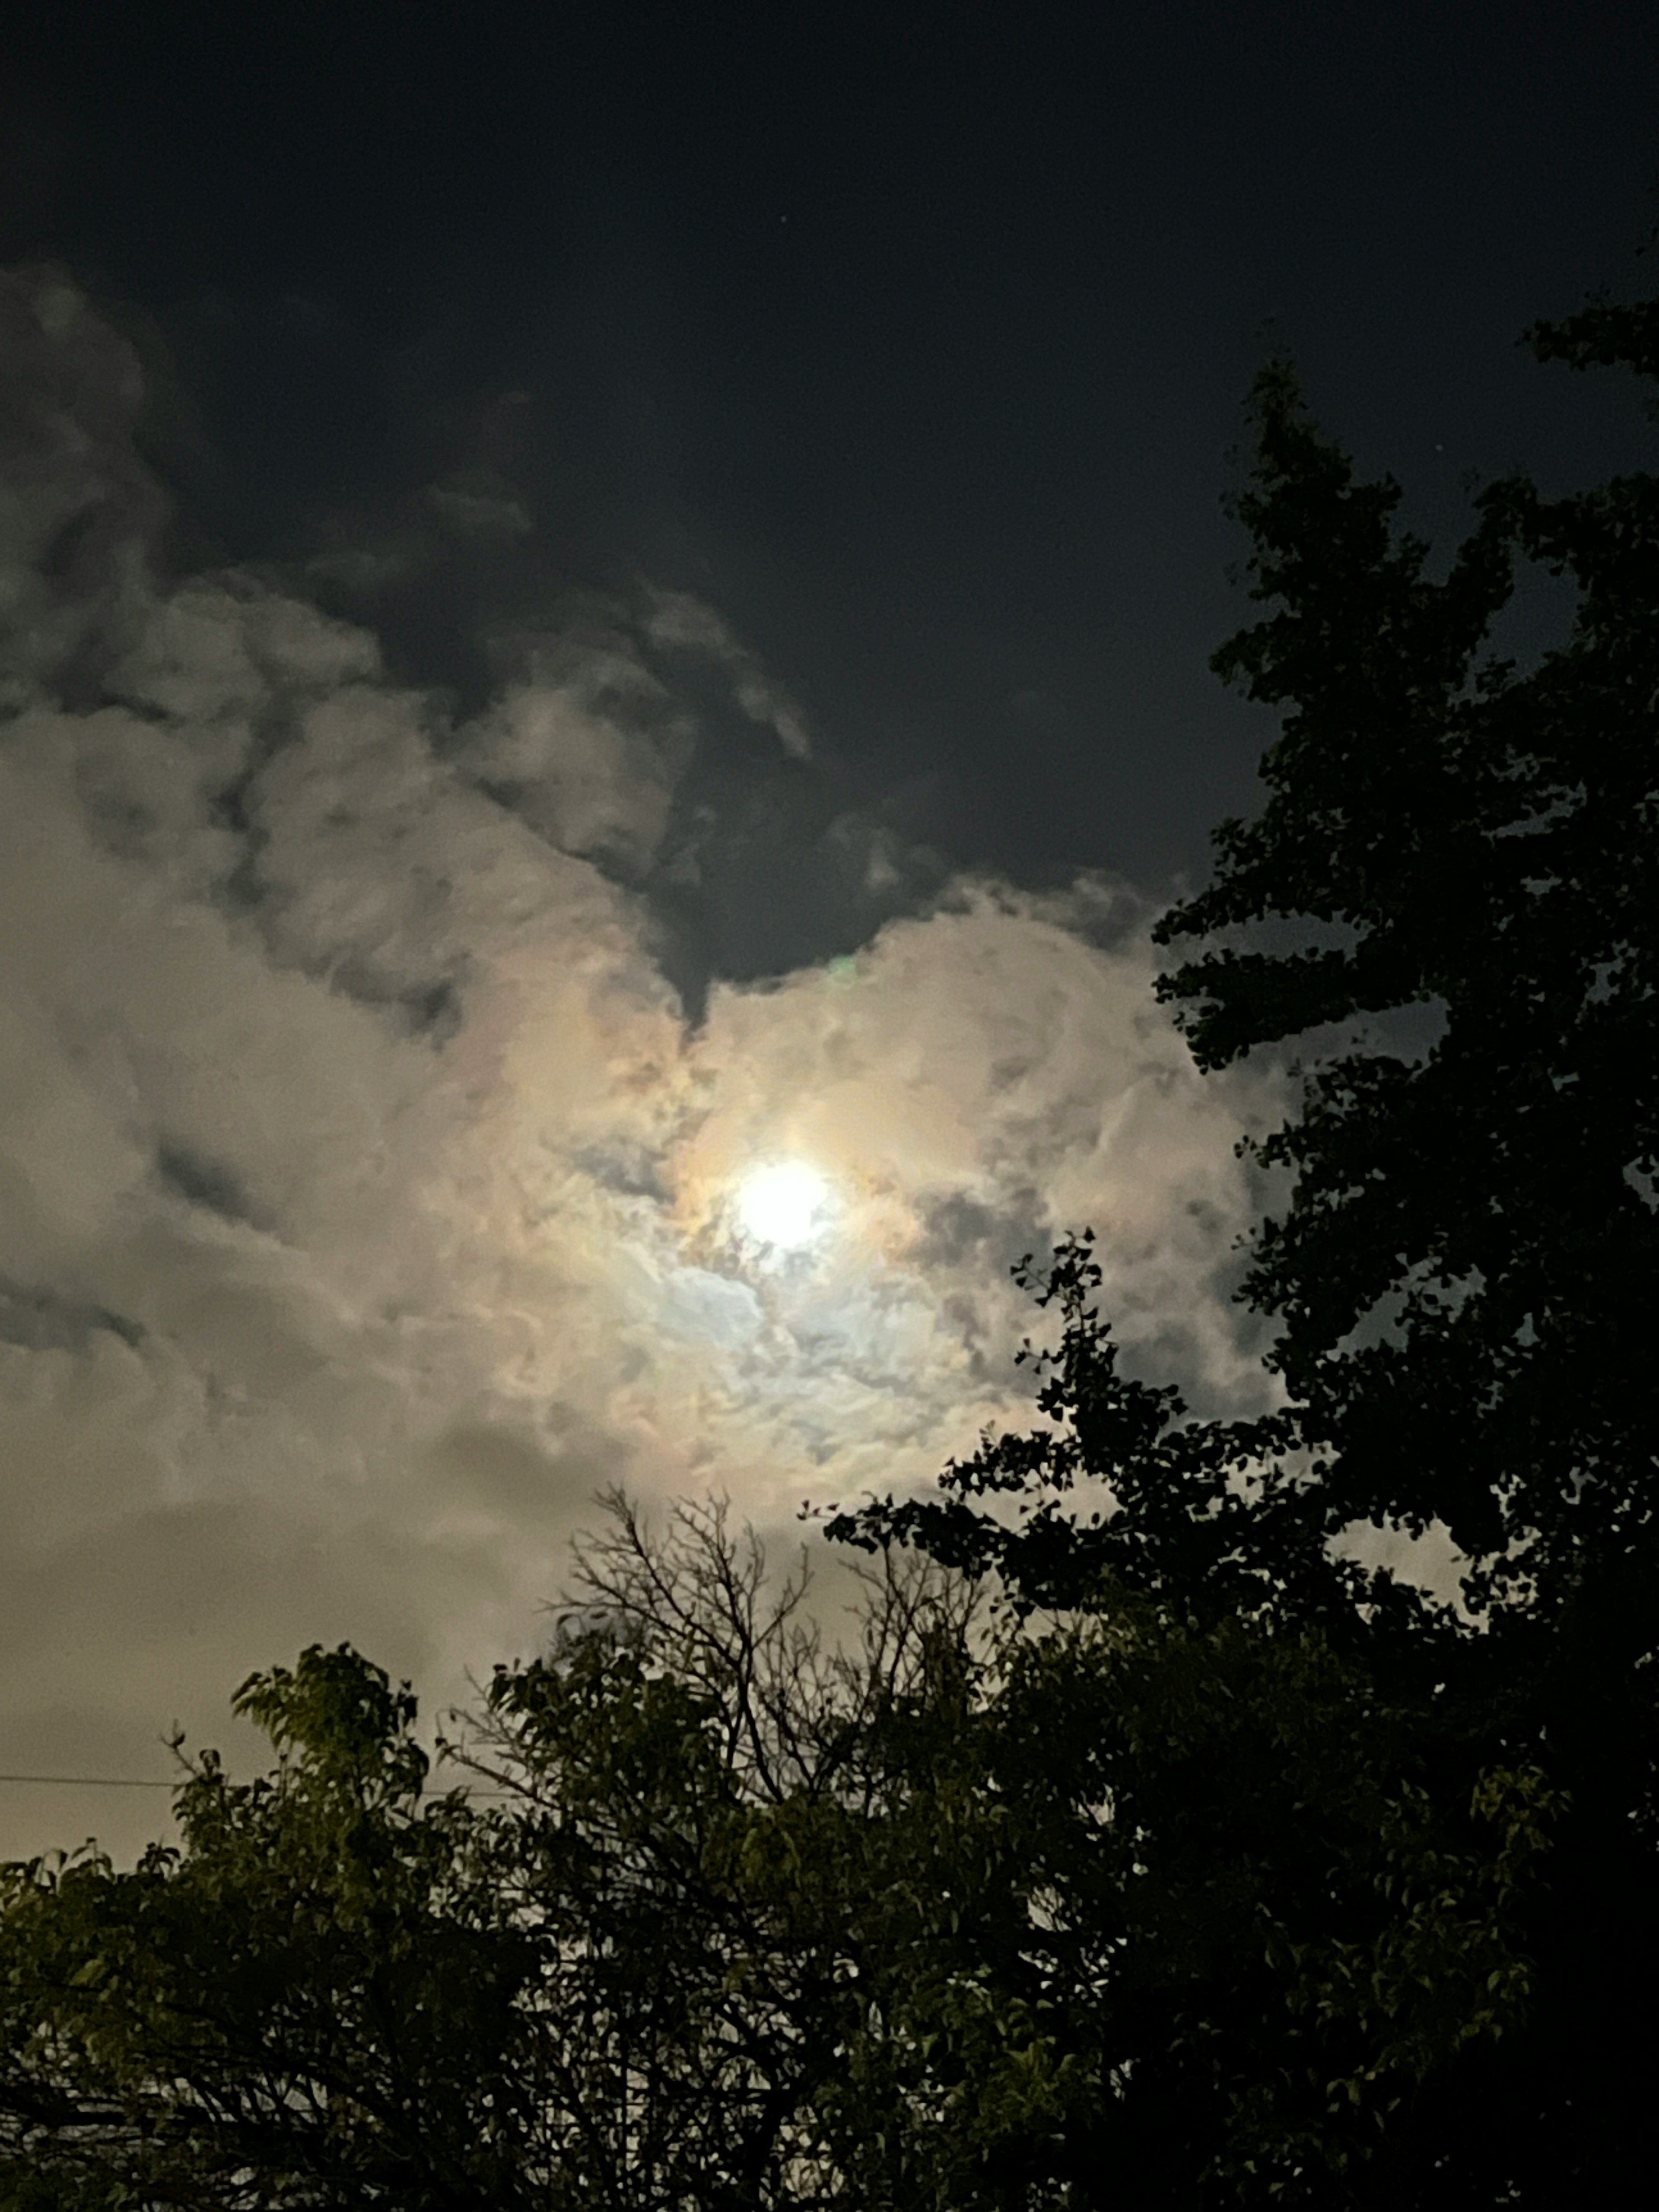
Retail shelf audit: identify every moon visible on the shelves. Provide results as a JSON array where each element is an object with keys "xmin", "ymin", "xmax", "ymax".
[{"xmin": 736, "ymin": 1161, "xmax": 833, "ymax": 1250}]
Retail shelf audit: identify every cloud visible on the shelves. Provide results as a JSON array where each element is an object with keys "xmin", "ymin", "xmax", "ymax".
[
  {"xmin": 0, "ymin": 269, "xmax": 1277, "ymax": 1863},
  {"xmin": 643, "ymin": 588, "xmax": 813, "ymax": 759},
  {"xmin": 0, "ymin": 268, "xmax": 167, "ymax": 707}
]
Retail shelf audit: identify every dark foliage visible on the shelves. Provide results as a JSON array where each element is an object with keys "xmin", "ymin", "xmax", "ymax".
[{"xmin": 833, "ymin": 282, "xmax": 1659, "ymax": 2199}]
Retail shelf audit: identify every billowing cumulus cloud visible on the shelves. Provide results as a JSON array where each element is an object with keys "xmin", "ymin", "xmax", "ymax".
[{"xmin": 0, "ymin": 270, "xmax": 1281, "ymax": 1862}]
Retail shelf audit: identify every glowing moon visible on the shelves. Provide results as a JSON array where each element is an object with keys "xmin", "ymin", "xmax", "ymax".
[{"xmin": 736, "ymin": 1161, "xmax": 832, "ymax": 1249}]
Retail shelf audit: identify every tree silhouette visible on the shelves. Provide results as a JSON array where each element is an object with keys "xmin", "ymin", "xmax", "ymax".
[{"xmin": 833, "ymin": 280, "xmax": 1659, "ymax": 2199}]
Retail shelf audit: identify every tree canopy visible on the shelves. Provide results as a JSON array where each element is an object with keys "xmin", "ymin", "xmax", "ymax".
[
  {"xmin": 830, "ymin": 280, "xmax": 1659, "ymax": 2197},
  {"xmin": 0, "ymin": 1496, "xmax": 1564, "ymax": 2209},
  {"xmin": 0, "ymin": 1503, "xmax": 1001, "ymax": 2209},
  {"xmin": 836, "ymin": 285, "xmax": 1659, "ymax": 1643}
]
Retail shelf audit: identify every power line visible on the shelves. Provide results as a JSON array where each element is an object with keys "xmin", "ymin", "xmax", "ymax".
[
  {"xmin": 0, "ymin": 1770, "xmax": 513, "ymax": 1797},
  {"xmin": 0, "ymin": 1773, "xmax": 175, "ymax": 1789}
]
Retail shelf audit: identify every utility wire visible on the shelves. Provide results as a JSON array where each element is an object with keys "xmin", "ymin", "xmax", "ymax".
[
  {"xmin": 0, "ymin": 1770, "xmax": 512, "ymax": 1796},
  {"xmin": 0, "ymin": 1773, "xmax": 175, "ymax": 1789}
]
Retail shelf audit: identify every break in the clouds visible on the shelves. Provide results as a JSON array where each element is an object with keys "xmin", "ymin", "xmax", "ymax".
[{"xmin": 0, "ymin": 269, "xmax": 1279, "ymax": 1861}]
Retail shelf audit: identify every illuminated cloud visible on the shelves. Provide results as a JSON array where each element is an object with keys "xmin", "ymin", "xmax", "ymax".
[{"xmin": 0, "ymin": 270, "xmax": 1279, "ymax": 1861}]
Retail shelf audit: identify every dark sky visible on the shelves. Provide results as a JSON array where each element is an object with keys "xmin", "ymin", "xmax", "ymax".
[{"xmin": 10, "ymin": 0, "xmax": 1657, "ymax": 928}]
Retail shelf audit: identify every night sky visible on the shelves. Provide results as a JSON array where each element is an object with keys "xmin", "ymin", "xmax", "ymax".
[{"xmin": 3, "ymin": 1, "xmax": 1656, "ymax": 1857}]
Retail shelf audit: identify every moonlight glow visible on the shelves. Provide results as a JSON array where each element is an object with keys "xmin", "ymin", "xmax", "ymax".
[{"xmin": 736, "ymin": 1162, "xmax": 833, "ymax": 1250}]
